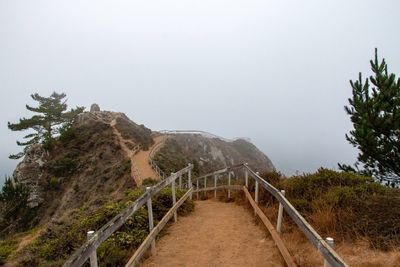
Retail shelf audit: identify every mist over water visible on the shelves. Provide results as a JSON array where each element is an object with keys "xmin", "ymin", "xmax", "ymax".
[{"xmin": 1, "ymin": 0, "xmax": 400, "ymax": 186}]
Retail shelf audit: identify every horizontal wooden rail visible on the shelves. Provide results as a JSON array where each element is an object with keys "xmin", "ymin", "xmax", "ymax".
[
  {"xmin": 244, "ymin": 165, "xmax": 348, "ymax": 267},
  {"xmin": 243, "ymin": 186, "xmax": 296, "ymax": 267},
  {"xmin": 125, "ymin": 188, "xmax": 193, "ymax": 267},
  {"xmin": 192, "ymin": 163, "xmax": 244, "ymax": 182},
  {"xmin": 63, "ymin": 165, "xmax": 193, "ymax": 267},
  {"xmin": 193, "ymin": 185, "xmax": 243, "ymax": 193}
]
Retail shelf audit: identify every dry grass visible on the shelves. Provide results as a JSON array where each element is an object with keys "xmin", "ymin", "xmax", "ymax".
[
  {"xmin": 337, "ymin": 240, "xmax": 400, "ymax": 267},
  {"xmin": 236, "ymin": 188, "xmax": 400, "ymax": 267},
  {"xmin": 281, "ymin": 229, "xmax": 400, "ymax": 267}
]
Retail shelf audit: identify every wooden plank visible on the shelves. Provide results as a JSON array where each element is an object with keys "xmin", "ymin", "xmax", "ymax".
[
  {"xmin": 244, "ymin": 166, "xmax": 348, "ymax": 267},
  {"xmin": 125, "ymin": 188, "xmax": 193, "ymax": 267},
  {"xmin": 243, "ymin": 187, "xmax": 297, "ymax": 267}
]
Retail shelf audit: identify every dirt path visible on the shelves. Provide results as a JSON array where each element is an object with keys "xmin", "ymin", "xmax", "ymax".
[
  {"xmin": 110, "ymin": 118, "xmax": 141, "ymax": 184},
  {"xmin": 4, "ymin": 228, "xmax": 44, "ymax": 267},
  {"xmin": 142, "ymin": 200, "xmax": 284, "ymax": 267},
  {"xmin": 110, "ymin": 116, "xmax": 166, "ymax": 184},
  {"xmin": 133, "ymin": 135, "xmax": 165, "ymax": 181}
]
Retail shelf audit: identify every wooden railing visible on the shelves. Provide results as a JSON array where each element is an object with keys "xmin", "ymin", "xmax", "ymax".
[
  {"xmin": 63, "ymin": 164, "xmax": 193, "ymax": 267},
  {"xmin": 148, "ymin": 136, "xmax": 167, "ymax": 179},
  {"xmin": 190, "ymin": 163, "xmax": 349, "ymax": 267},
  {"xmin": 64, "ymin": 162, "xmax": 348, "ymax": 267}
]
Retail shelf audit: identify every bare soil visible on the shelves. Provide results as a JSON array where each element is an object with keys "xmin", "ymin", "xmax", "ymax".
[
  {"xmin": 142, "ymin": 200, "xmax": 284, "ymax": 267},
  {"xmin": 133, "ymin": 135, "xmax": 165, "ymax": 181},
  {"xmin": 110, "ymin": 116, "xmax": 165, "ymax": 185}
]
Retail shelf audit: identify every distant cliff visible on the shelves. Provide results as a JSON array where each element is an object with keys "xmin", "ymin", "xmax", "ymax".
[{"xmin": 153, "ymin": 133, "xmax": 274, "ymax": 176}]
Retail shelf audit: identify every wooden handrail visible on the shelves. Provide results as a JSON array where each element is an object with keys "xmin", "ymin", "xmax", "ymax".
[
  {"xmin": 64, "ymin": 162, "xmax": 348, "ymax": 267},
  {"xmin": 243, "ymin": 186, "xmax": 297, "ymax": 267},
  {"xmin": 243, "ymin": 165, "xmax": 348, "ymax": 267},
  {"xmin": 191, "ymin": 164, "xmax": 348, "ymax": 267},
  {"xmin": 125, "ymin": 188, "xmax": 193, "ymax": 266},
  {"xmin": 191, "ymin": 163, "xmax": 244, "ymax": 182}
]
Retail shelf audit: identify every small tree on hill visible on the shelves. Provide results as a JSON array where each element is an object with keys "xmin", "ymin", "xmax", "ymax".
[
  {"xmin": 0, "ymin": 177, "xmax": 38, "ymax": 234},
  {"xmin": 8, "ymin": 92, "xmax": 84, "ymax": 159},
  {"xmin": 339, "ymin": 49, "xmax": 400, "ymax": 184}
]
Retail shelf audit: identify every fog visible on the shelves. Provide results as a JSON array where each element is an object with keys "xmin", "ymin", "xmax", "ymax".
[{"xmin": 1, "ymin": 0, "xmax": 400, "ymax": 185}]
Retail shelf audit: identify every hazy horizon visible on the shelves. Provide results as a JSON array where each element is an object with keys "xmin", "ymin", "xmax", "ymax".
[{"xmin": 1, "ymin": 0, "xmax": 400, "ymax": 186}]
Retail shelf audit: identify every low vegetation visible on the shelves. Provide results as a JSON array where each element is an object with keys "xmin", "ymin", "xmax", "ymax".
[
  {"xmin": 0, "ymin": 238, "xmax": 18, "ymax": 265},
  {"xmin": 257, "ymin": 169, "xmax": 400, "ymax": 250},
  {"xmin": 12, "ymin": 186, "xmax": 194, "ymax": 266},
  {"xmin": 153, "ymin": 139, "xmax": 200, "ymax": 176},
  {"xmin": 0, "ymin": 179, "xmax": 38, "ymax": 236},
  {"xmin": 114, "ymin": 117, "xmax": 154, "ymax": 150}
]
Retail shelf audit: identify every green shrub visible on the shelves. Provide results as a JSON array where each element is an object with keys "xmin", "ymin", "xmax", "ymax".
[
  {"xmin": 0, "ymin": 178, "xmax": 38, "ymax": 235},
  {"xmin": 0, "ymin": 239, "xmax": 17, "ymax": 265},
  {"xmin": 47, "ymin": 152, "xmax": 79, "ymax": 176},
  {"xmin": 59, "ymin": 123, "xmax": 76, "ymax": 142},
  {"xmin": 153, "ymin": 139, "xmax": 200, "ymax": 176},
  {"xmin": 276, "ymin": 168, "xmax": 398, "ymax": 250},
  {"xmin": 279, "ymin": 168, "xmax": 386, "ymax": 205},
  {"xmin": 122, "ymin": 159, "xmax": 131, "ymax": 174},
  {"xmin": 49, "ymin": 177, "xmax": 60, "ymax": 190},
  {"xmin": 114, "ymin": 117, "xmax": 154, "ymax": 150},
  {"xmin": 142, "ymin": 178, "xmax": 158, "ymax": 186},
  {"xmin": 20, "ymin": 186, "xmax": 195, "ymax": 266}
]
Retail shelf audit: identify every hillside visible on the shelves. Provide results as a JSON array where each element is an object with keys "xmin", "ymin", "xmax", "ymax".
[{"xmin": 0, "ymin": 108, "xmax": 275, "ymax": 266}]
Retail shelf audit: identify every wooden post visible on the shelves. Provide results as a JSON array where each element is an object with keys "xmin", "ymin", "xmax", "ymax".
[
  {"xmin": 188, "ymin": 164, "xmax": 192, "ymax": 199},
  {"xmin": 228, "ymin": 172, "xmax": 231, "ymax": 199},
  {"xmin": 179, "ymin": 175, "xmax": 182, "ymax": 189},
  {"xmin": 196, "ymin": 179, "xmax": 199, "ymax": 200},
  {"xmin": 146, "ymin": 187, "xmax": 156, "ymax": 255},
  {"xmin": 323, "ymin": 237, "xmax": 334, "ymax": 267},
  {"xmin": 244, "ymin": 163, "xmax": 248, "ymax": 188},
  {"xmin": 255, "ymin": 172, "xmax": 259, "ymax": 215},
  {"xmin": 171, "ymin": 173, "xmax": 177, "ymax": 222},
  {"xmin": 86, "ymin": 231, "xmax": 98, "ymax": 267},
  {"xmin": 277, "ymin": 190, "xmax": 285, "ymax": 234},
  {"xmin": 214, "ymin": 175, "xmax": 217, "ymax": 198},
  {"xmin": 255, "ymin": 172, "xmax": 259, "ymax": 204},
  {"xmin": 204, "ymin": 176, "xmax": 207, "ymax": 198}
]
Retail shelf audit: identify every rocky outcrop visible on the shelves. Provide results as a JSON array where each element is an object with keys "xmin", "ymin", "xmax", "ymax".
[
  {"xmin": 90, "ymin": 103, "xmax": 100, "ymax": 112},
  {"xmin": 12, "ymin": 144, "xmax": 47, "ymax": 207}
]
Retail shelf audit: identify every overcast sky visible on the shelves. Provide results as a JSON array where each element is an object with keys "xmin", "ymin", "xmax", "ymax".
[{"xmin": 1, "ymin": 0, "xmax": 400, "ymax": 185}]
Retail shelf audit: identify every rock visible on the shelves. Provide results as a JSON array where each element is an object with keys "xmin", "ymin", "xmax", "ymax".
[
  {"xmin": 90, "ymin": 103, "xmax": 100, "ymax": 112},
  {"xmin": 12, "ymin": 144, "xmax": 47, "ymax": 207}
]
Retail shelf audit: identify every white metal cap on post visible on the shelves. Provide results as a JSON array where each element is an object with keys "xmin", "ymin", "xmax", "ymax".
[
  {"xmin": 87, "ymin": 231, "xmax": 98, "ymax": 267},
  {"xmin": 323, "ymin": 237, "xmax": 334, "ymax": 267}
]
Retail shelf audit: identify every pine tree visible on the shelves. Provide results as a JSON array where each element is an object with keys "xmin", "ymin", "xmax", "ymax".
[
  {"xmin": 8, "ymin": 92, "xmax": 84, "ymax": 159},
  {"xmin": 340, "ymin": 49, "xmax": 400, "ymax": 183},
  {"xmin": 0, "ymin": 177, "xmax": 29, "ymax": 220}
]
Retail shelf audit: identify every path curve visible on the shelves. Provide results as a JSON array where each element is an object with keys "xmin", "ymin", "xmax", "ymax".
[
  {"xmin": 133, "ymin": 135, "xmax": 166, "ymax": 181},
  {"xmin": 142, "ymin": 200, "xmax": 284, "ymax": 267},
  {"xmin": 110, "ymin": 118, "xmax": 141, "ymax": 184}
]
